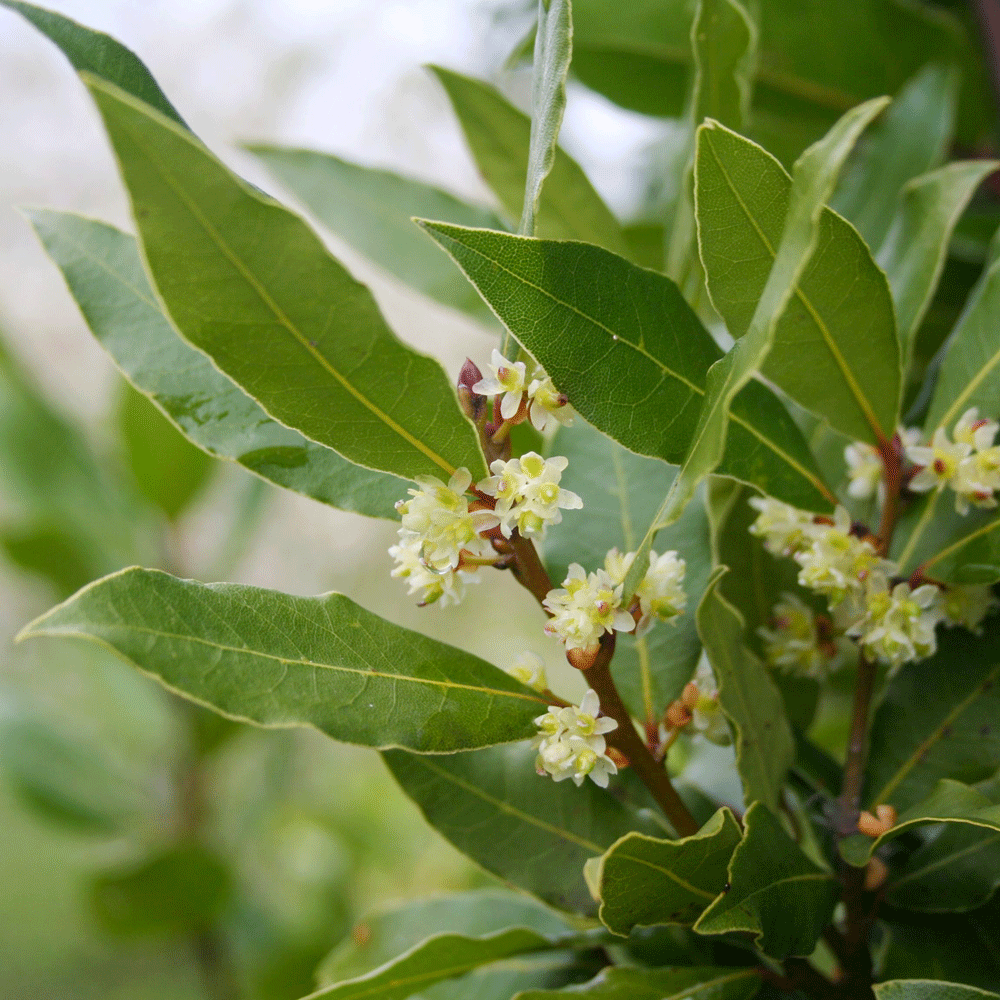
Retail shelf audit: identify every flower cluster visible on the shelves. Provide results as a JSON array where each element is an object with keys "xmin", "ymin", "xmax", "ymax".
[
  {"xmin": 665, "ymin": 658, "xmax": 730, "ymax": 745},
  {"xmin": 478, "ymin": 452, "xmax": 582, "ymax": 538},
  {"xmin": 847, "ymin": 580, "xmax": 942, "ymax": 668},
  {"xmin": 473, "ymin": 349, "xmax": 574, "ymax": 433},
  {"xmin": 758, "ymin": 592, "xmax": 844, "ymax": 680},
  {"xmin": 905, "ymin": 408, "xmax": 1000, "ymax": 515},
  {"xmin": 543, "ymin": 563, "xmax": 635, "ymax": 651},
  {"xmin": 532, "ymin": 689, "xmax": 618, "ymax": 787},
  {"xmin": 602, "ymin": 548, "xmax": 687, "ymax": 634}
]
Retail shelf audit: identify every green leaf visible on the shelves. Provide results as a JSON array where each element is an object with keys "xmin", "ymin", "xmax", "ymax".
[
  {"xmin": 696, "ymin": 574, "xmax": 795, "ymax": 810},
  {"xmin": 520, "ymin": 0, "xmax": 572, "ymax": 238},
  {"xmin": 429, "ymin": 66, "xmax": 630, "ymax": 258},
  {"xmin": 544, "ymin": 422, "xmax": 713, "ymax": 724},
  {"xmin": 29, "ymin": 210, "xmax": 406, "ymax": 519},
  {"xmin": 418, "ymin": 222, "xmax": 833, "ymax": 514},
  {"xmin": 514, "ymin": 965, "xmax": 763, "ymax": 1000},
  {"xmin": 0, "ymin": 523, "xmax": 97, "ymax": 598},
  {"xmin": 83, "ymin": 76, "xmax": 485, "ymax": 484},
  {"xmin": 119, "ymin": 381, "xmax": 213, "ymax": 520},
  {"xmin": 879, "ymin": 162, "xmax": 999, "ymax": 361},
  {"xmin": 19, "ymin": 567, "xmax": 547, "ymax": 753},
  {"xmin": 383, "ymin": 744, "xmax": 664, "ymax": 916},
  {"xmin": 311, "ymin": 927, "xmax": 559, "ymax": 1000},
  {"xmin": 246, "ymin": 146, "xmax": 504, "ymax": 321},
  {"xmin": 874, "ymin": 982, "xmax": 1000, "ymax": 1000},
  {"xmin": 91, "ymin": 844, "xmax": 231, "ymax": 936},
  {"xmin": 1, "ymin": 0, "xmax": 184, "ymax": 126},
  {"xmin": 831, "ymin": 63, "xmax": 959, "ymax": 254},
  {"xmin": 864, "ymin": 617, "xmax": 1000, "ymax": 811},
  {"xmin": 694, "ymin": 802, "xmax": 838, "ymax": 959},
  {"xmin": 595, "ymin": 808, "xmax": 742, "ymax": 935},
  {"xmin": 317, "ymin": 891, "xmax": 572, "ymax": 986},
  {"xmin": 696, "ymin": 115, "xmax": 901, "ymax": 445},
  {"xmin": 841, "ymin": 778, "xmax": 1000, "ymax": 867}
]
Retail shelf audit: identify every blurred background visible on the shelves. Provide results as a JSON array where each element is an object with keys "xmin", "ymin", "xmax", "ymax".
[{"xmin": 0, "ymin": 2, "xmax": 666, "ymax": 997}]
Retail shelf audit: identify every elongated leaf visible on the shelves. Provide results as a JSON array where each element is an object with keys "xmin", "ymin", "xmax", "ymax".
[
  {"xmin": 544, "ymin": 422, "xmax": 712, "ymax": 724},
  {"xmin": 19, "ymin": 567, "xmax": 546, "ymax": 753},
  {"xmin": 841, "ymin": 779, "xmax": 1000, "ymax": 867},
  {"xmin": 29, "ymin": 210, "xmax": 406, "ymax": 519},
  {"xmin": 520, "ymin": 0, "xmax": 572, "ymax": 237},
  {"xmin": 696, "ymin": 116, "xmax": 901, "ymax": 445},
  {"xmin": 696, "ymin": 575, "xmax": 794, "ymax": 810},
  {"xmin": 429, "ymin": 67, "xmax": 630, "ymax": 258},
  {"xmin": 311, "ymin": 927, "xmax": 555, "ymax": 1000},
  {"xmin": 879, "ymin": 162, "xmax": 998, "ymax": 359},
  {"xmin": 874, "ymin": 982, "xmax": 1000, "ymax": 1000},
  {"xmin": 694, "ymin": 802, "xmax": 838, "ymax": 959},
  {"xmin": 383, "ymin": 744, "xmax": 663, "ymax": 915},
  {"xmin": 83, "ymin": 76, "xmax": 485, "ymax": 483},
  {"xmin": 246, "ymin": 146, "xmax": 503, "ymax": 321},
  {"xmin": 515, "ymin": 965, "xmax": 763, "ymax": 1000},
  {"xmin": 1, "ymin": 0, "xmax": 184, "ymax": 125},
  {"xmin": 832, "ymin": 63, "xmax": 959, "ymax": 254},
  {"xmin": 596, "ymin": 808, "xmax": 742, "ymax": 935},
  {"xmin": 419, "ymin": 222, "xmax": 833, "ymax": 514},
  {"xmin": 864, "ymin": 617, "xmax": 1000, "ymax": 811},
  {"xmin": 318, "ymin": 892, "xmax": 571, "ymax": 986}
]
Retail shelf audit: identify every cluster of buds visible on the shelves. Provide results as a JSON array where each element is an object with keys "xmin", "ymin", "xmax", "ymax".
[
  {"xmin": 478, "ymin": 453, "xmax": 582, "ymax": 538},
  {"xmin": 663, "ymin": 658, "xmax": 730, "ymax": 745},
  {"xmin": 532, "ymin": 689, "xmax": 618, "ymax": 787},
  {"xmin": 471, "ymin": 349, "xmax": 575, "ymax": 433},
  {"xmin": 905, "ymin": 408, "xmax": 1000, "ymax": 515},
  {"xmin": 749, "ymin": 497, "xmax": 996, "ymax": 671}
]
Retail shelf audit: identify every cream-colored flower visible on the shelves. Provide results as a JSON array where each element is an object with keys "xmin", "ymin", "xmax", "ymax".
[
  {"xmin": 941, "ymin": 585, "xmax": 997, "ymax": 634},
  {"xmin": 953, "ymin": 408, "xmax": 999, "ymax": 453},
  {"xmin": 543, "ymin": 564, "xmax": 635, "ymax": 651},
  {"xmin": 845, "ymin": 441, "xmax": 883, "ymax": 501},
  {"xmin": 532, "ymin": 689, "xmax": 618, "ymax": 787},
  {"xmin": 388, "ymin": 537, "xmax": 471, "ymax": 607},
  {"xmin": 759, "ymin": 592, "xmax": 841, "ymax": 680},
  {"xmin": 472, "ymin": 348, "xmax": 526, "ymax": 420},
  {"xmin": 687, "ymin": 658, "xmax": 731, "ymax": 746},
  {"xmin": 506, "ymin": 651, "xmax": 548, "ymax": 692},
  {"xmin": 603, "ymin": 547, "xmax": 636, "ymax": 586},
  {"xmin": 635, "ymin": 549, "xmax": 687, "ymax": 633},
  {"xmin": 526, "ymin": 370, "xmax": 574, "ymax": 432},
  {"xmin": 952, "ymin": 448, "xmax": 1000, "ymax": 515},
  {"xmin": 907, "ymin": 427, "xmax": 971, "ymax": 493},
  {"xmin": 478, "ymin": 452, "xmax": 582, "ymax": 539},
  {"xmin": 748, "ymin": 496, "xmax": 818, "ymax": 556},
  {"xmin": 850, "ymin": 580, "xmax": 943, "ymax": 669}
]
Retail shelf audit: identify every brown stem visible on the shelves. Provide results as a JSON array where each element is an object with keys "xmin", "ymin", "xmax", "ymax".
[
  {"xmin": 508, "ymin": 533, "xmax": 555, "ymax": 608},
  {"xmin": 583, "ymin": 635, "xmax": 699, "ymax": 836},
  {"xmin": 836, "ymin": 651, "xmax": 878, "ymax": 838},
  {"xmin": 876, "ymin": 435, "xmax": 903, "ymax": 556}
]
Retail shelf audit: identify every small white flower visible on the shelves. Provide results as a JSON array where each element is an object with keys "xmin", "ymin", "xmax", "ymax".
[
  {"xmin": 748, "ymin": 496, "xmax": 818, "ymax": 557},
  {"xmin": 953, "ymin": 408, "xmax": 999, "ymax": 453},
  {"xmin": 635, "ymin": 549, "xmax": 687, "ymax": 633},
  {"xmin": 526, "ymin": 371, "xmax": 574, "ymax": 432},
  {"xmin": 603, "ymin": 548, "xmax": 636, "ymax": 585},
  {"xmin": 794, "ymin": 507, "xmax": 891, "ymax": 607},
  {"xmin": 758, "ymin": 592, "xmax": 841, "ymax": 680},
  {"xmin": 388, "ymin": 537, "xmax": 471, "ymax": 607},
  {"xmin": 478, "ymin": 452, "xmax": 582, "ymax": 539},
  {"xmin": 850, "ymin": 580, "xmax": 943, "ymax": 670},
  {"xmin": 952, "ymin": 447, "xmax": 1000, "ymax": 515},
  {"xmin": 543, "ymin": 563, "xmax": 635, "ymax": 651},
  {"xmin": 941, "ymin": 585, "xmax": 998, "ymax": 634},
  {"xmin": 472, "ymin": 349, "xmax": 527, "ymax": 420},
  {"xmin": 845, "ymin": 441, "xmax": 884, "ymax": 501},
  {"xmin": 506, "ymin": 651, "xmax": 548, "ymax": 692},
  {"xmin": 532, "ymin": 689, "xmax": 618, "ymax": 787},
  {"xmin": 907, "ymin": 427, "xmax": 971, "ymax": 493},
  {"xmin": 687, "ymin": 658, "xmax": 731, "ymax": 746}
]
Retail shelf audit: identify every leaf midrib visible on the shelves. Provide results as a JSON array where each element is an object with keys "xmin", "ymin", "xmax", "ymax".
[
  {"xmin": 889, "ymin": 830, "xmax": 1000, "ymax": 891},
  {"xmin": 107, "ymin": 84, "xmax": 460, "ymax": 478},
  {"xmin": 613, "ymin": 848, "xmax": 717, "ymax": 900},
  {"xmin": 702, "ymin": 133, "xmax": 886, "ymax": 441}
]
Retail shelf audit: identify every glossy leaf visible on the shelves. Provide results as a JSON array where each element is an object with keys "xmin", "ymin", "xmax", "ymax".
[
  {"xmin": 696, "ymin": 575, "xmax": 794, "ymax": 810},
  {"xmin": 864, "ymin": 617, "xmax": 1000, "ymax": 811},
  {"xmin": 84, "ymin": 76, "xmax": 486, "ymax": 483},
  {"xmin": 29, "ymin": 210, "xmax": 407, "ymax": 519},
  {"xmin": 419, "ymin": 222, "xmax": 833, "ymax": 514},
  {"xmin": 596, "ymin": 808, "xmax": 742, "ymax": 935},
  {"xmin": 383, "ymin": 744, "xmax": 664, "ymax": 916},
  {"xmin": 247, "ymin": 146, "xmax": 503, "ymax": 321},
  {"xmin": 514, "ymin": 965, "xmax": 763, "ymax": 1000},
  {"xmin": 879, "ymin": 162, "xmax": 999, "ymax": 360},
  {"xmin": 694, "ymin": 802, "xmax": 838, "ymax": 959},
  {"xmin": 841, "ymin": 779, "xmax": 1000, "ymax": 867},
  {"xmin": 19, "ymin": 567, "xmax": 546, "ymax": 753},
  {"xmin": 91, "ymin": 845, "xmax": 231, "ymax": 936},
  {"xmin": 1, "ymin": 0, "xmax": 184, "ymax": 125},
  {"xmin": 317, "ymin": 891, "xmax": 571, "ymax": 986},
  {"xmin": 544, "ymin": 422, "xmax": 712, "ymax": 724},
  {"xmin": 429, "ymin": 66, "xmax": 630, "ymax": 257},
  {"xmin": 874, "ymin": 982, "xmax": 1000, "ymax": 1000},
  {"xmin": 519, "ymin": 0, "xmax": 572, "ymax": 237},
  {"xmin": 696, "ymin": 115, "xmax": 901, "ymax": 445},
  {"xmin": 119, "ymin": 382, "xmax": 213, "ymax": 520},
  {"xmin": 832, "ymin": 63, "xmax": 959, "ymax": 254}
]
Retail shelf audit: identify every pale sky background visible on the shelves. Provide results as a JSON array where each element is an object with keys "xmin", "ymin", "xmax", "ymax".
[{"xmin": 0, "ymin": 0, "xmax": 666, "ymax": 688}]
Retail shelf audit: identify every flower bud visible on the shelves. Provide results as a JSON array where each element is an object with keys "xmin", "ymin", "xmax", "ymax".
[
  {"xmin": 458, "ymin": 358, "xmax": 486, "ymax": 421},
  {"xmin": 864, "ymin": 856, "xmax": 889, "ymax": 892},
  {"xmin": 665, "ymin": 700, "xmax": 692, "ymax": 729}
]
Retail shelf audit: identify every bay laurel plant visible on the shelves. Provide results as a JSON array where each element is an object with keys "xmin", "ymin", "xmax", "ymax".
[{"xmin": 7, "ymin": 0, "xmax": 1000, "ymax": 998}]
